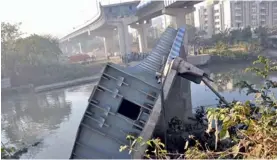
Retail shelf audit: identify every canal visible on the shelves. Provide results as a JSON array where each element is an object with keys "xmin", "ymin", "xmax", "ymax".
[{"xmin": 1, "ymin": 62, "xmax": 277, "ymax": 159}]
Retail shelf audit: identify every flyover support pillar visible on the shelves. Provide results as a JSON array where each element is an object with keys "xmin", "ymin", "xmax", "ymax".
[
  {"xmin": 163, "ymin": 7, "xmax": 195, "ymax": 55},
  {"xmin": 103, "ymin": 36, "xmax": 114, "ymax": 57},
  {"xmin": 65, "ymin": 46, "xmax": 68, "ymax": 53},
  {"xmin": 78, "ymin": 42, "xmax": 83, "ymax": 54},
  {"xmin": 117, "ymin": 21, "xmax": 130, "ymax": 62},
  {"xmin": 162, "ymin": 7, "xmax": 195, "ymax": 124},
  {"xmin": 131, "ymin": 22, "xmax": 151, "ymax": 53}
]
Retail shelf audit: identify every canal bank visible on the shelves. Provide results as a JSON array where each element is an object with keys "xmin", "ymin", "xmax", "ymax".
[
  {"xmin": 1, "ymin": 57, "xmax": 123, "ymax": 95},
  {"xmin": 34, "ymin": 74, "xmax": 100, "ymax": 93},
  {"xmin": 203, "ymin": 49, "xmax": 277, "ymax": 65},
  {"xmin": 1, "ymin": 74, "xmax": 101, "ymax": 96}
]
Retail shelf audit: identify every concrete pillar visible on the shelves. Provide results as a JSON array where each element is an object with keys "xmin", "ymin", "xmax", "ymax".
[
  {"xmin": 65, "ymin": 46, "xmax": 68, "ymax": 53},
  {"xmin": 162, "ymin": 8, "xmax": 195, "ymax": 124},
  {"xmin": 131, "ymin": 22, "xmax": 151, "ymax": 52},
  {"xmin": 71, "ymin": 46, "xmax": 75, "ymax": 54},
  {"xmin": 78, "ymin": 42, "xmax": 83, "ymax": 53},
  {"xmin": 117, "ymin": 22, "xmax": 130, "ymax": 59},
  {"xmin": 103, "ymin": 36, "xmax": 113, "ymax": 57},
  {"xmin": 269, "ymin": 1, "xmax": 273, "ymax": 27},
  {"xmin": 163, "ymin": 7, "xmax": 194, "ymax": 54}
]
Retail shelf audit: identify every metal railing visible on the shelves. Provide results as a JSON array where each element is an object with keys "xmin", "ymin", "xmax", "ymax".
[{"xmin": 60, "ymin": 0, "xmax": 102, "ymax": 41}]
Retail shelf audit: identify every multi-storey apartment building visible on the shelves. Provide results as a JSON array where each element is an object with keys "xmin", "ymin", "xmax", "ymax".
[
  {"xmin": 195, "ymin": 0, "xmax": 277, "ymax": 38},
  {"xmin": 198, "ymin": 4, "xmax": 214, "ymax": 38},
  {"xmin": 231, "ymin": 1, "xmax": 277, "ymax": 28}
]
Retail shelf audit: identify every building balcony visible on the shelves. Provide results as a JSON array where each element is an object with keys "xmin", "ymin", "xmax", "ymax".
[
  {"xmin": 260, "ymin": 5, "xmax": 266, "ymax": 9},
  {"xmin": 260, "ymin": 19, "xmax": 266, "ymax": 23},
  {"xmin": 235, "ymin": 19, "xmax": 243, "ymax": 23},
  {"xmin": 235, "ymin": 12, "xmax": 242, "ymax": 16},
  {"xmin": 214, "ymin": 17, "xmax": 220, "ymax": 21},
  {"xmin": 260, "ymin": 12, "xmax": 267, "ymax": 16}
]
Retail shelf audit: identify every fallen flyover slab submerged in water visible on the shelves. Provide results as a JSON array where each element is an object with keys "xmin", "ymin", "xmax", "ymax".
[{"xmin": 70, "ymin": 27, "xmax": 186, "ymax": 159}]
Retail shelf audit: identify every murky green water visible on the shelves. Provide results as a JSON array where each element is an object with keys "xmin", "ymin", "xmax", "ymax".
[{"xmin": 1, "ymin": 62, "xmax": 277, "ymax": 159}]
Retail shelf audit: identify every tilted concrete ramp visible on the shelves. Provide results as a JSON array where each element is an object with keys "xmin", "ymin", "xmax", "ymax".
[{"xmin": 70, "ymin": 26, "xmax": 186, "ymax": 159}]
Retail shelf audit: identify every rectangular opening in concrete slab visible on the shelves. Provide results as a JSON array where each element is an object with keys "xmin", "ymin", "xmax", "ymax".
[{"xmin": 118, "ymin": 99, "xmax": 140, "ymax": 120}]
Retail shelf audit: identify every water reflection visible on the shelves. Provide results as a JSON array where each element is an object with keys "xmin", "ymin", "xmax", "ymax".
[
  {"xmin": 67, "ymin": 83, "xmax": 94, "ymax": 94},
  {"xmin": 192, "ymin": 63, "xmax": 277, "ymax": 108},
  {"xmin": 209, "ymin": 68, "xmax": 263, "ymax": 92},
  {"xmin": 1, "ymin": 90, "xmax": 72, "ymax": 149}
]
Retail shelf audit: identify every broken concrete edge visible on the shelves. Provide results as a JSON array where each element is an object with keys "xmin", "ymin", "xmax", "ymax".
[{"xmin": 132, "ymin": 70, "xmax": 177, "ymax": 159}]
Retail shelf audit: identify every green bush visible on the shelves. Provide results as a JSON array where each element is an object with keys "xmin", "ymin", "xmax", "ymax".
[{"xmin": 120, "ymin": 56, "xmax": 277, "ymax": 159}]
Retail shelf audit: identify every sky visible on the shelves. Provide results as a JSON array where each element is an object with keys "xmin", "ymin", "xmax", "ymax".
[
  {"xmin": 1, "ymin": 0, "xmax": 203, "ymax": 38},
  {"xmin": 1, "ymin": 0, "xmax": 99, "ymax": 38}
]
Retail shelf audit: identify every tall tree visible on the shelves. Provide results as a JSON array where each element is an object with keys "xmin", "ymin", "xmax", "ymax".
[
  {"xmin": 1, "ymin": 22, "xmax": 22, "ymax": 77},
  {"xmin": 254, "ymin": 26, "xmax": 268, "ymax": 47},
  {"xmin": 15, "ymin": 34, "xmax": 62, "ymax": 65},
  {"xmin": 241, "ymin": 26, "xmax": 252, "ymax": 42},
  {"xmin": 1, "ymin": 22, "xmax": 62, "ymax": 77}
]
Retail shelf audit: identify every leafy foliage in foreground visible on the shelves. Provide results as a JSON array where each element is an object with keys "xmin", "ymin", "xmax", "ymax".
[
  {"xmin": 1, "ymin": 145, "xmax": 16, "ymax": 159},
  {"xmin": 120, "ymin": 56, "xmax": 277, "ymax": 159}
]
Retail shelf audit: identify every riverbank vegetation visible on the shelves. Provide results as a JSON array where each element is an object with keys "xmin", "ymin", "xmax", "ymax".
[
  {"xmin": 190, "ymin": 26, "xmax": 277, "ymax": 59},
  {"xmin": 120, "ymin": 56, "xmax": 277, "ymax": 159},
  {"xmin": 1, "ymin": 22, "xmax": 103, "ymax": 87}
]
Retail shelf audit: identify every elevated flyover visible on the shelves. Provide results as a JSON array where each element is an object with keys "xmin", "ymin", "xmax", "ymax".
[
  {"xmin": 59, "ymin": 0, "xmax": 202, "ymax": 57},
  {"xmin": 59, "ymin": 0, "xmax": 139, "ymax": 56}
]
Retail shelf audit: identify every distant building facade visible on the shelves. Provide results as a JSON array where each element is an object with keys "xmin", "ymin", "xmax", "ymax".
[
  {"xmin": 196, "ymin": 0, "xmax": 277, "ymax": 38},
  {"xmin": 230, "ymin": 1, "xmax": 277, "ymax": 28}
]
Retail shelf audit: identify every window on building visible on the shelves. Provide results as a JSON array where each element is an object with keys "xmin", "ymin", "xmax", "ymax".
[
  {"xmin": 252, "ymin": 21, "xmax": 257, "ymax": 26},
  {"xmin": 260, "ymin": 9, "xmax": 266, "ymax": 14},
  {"xmin": 260, "ymin": 15, "xmax": 266, "ymax": 19},
  {"xmin": 235, "ymin": 16, "xmax": 242, "ymax": 21},
  {"xmin": 214, "ymin": 10, "xmax": 219, "ymax": 13},
  {"xmin": 261, "ymin": 21, "xmax": 266, "ymax": 26},
  {"xmin": 129, "ymin": 5, "xmax": 132, "ymax": 10},
  {"xmin": 260, "ymin": 1, "xmax": 266, "ymax": 5}
]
